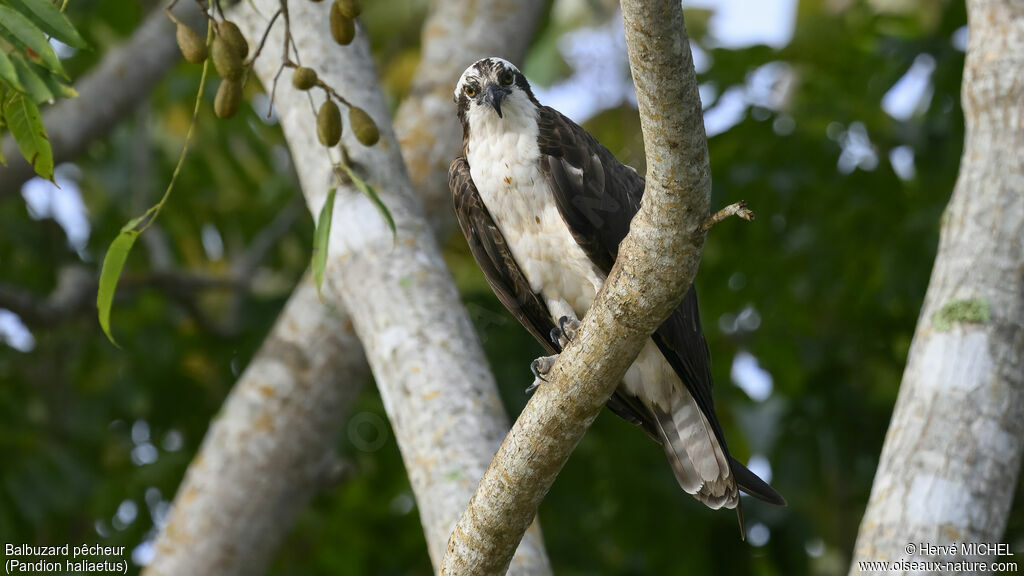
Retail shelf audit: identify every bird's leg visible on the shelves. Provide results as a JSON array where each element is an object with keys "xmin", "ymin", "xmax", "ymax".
[{"xmin": 528, "ymin": 315, "xmax": 582, "ymax": 394}]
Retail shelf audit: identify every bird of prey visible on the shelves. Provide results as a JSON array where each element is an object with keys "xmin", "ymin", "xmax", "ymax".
[{"xmin": 449, "ymin": 57, "xmax": 785, "ymax": 531}]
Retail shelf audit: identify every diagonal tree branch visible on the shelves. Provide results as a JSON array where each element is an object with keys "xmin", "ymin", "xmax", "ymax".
[
  {"xmin": 145, "ymin": 272, "xmax": 368, "ymax": 576},
  {"xmin": 230, "ymin": 2, "xmax": 551, "ymax": 570},
  {"xmin": 439, "ymin": 1, "xmax": 712, "ymax": 573},
  {"xmin": 0, "ymin": 1, "xmax": 205, "ymax": 198},
  {"xmin": 848, "ymin": 0, "xmax": 1024, "ymax": 571},
  {"xmin": 146, "ymin": 1, "xmax": 550, "ymax": 575}
]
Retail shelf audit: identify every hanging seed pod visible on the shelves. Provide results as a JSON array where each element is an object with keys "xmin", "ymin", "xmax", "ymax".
[
  {"xmin": 292, "ymin": 67, "xmax": 318, "ymax": 91},
  {"xmin": 349, "ymin": 106, "xmax": 379, "ymax": 146},
  {"xmin": 329, "ymin": 2, "xmax": 355, "ymax": 45},
  {"xmin": 217, "ymin": 21, "xmax": 249, "ymax": 60},
  {"xmin": 176, "ymin": 23, "xmax": 207, "ymax": 63},
  {"xmin": 337, "ymin": 0, "xmax": 361, "ymax": 18},
  {"xmin": 214, "ymin": 78, "xmax": 242, "ymax": 119},
  {"xmin": 212, "ymin": 36, "xmax": 243, "ymax": 80},
  {"xmin": 317, "ymin": 100, "xmax": 342, "ymax": 147}
]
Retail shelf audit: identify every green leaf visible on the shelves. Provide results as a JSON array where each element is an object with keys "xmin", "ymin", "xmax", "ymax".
[
  {"xmin": 1, "ymin": 0, "xmax": 88, "ymax": 49},
  {"xmin": 0, "ymin": 4, "xmax": 66, "ymax": 78},
  {"xmin": 9, "ymin": 50, "xmax": 54, "ymax": 102},
  {"xmin": 338, "ymin": 162, "xmax": 396, "ymax": 238},
  {"xmin": 312, "ymin": 188, "xmax": 337, "ymax": 295},
  {"xmin": 97, "ymin": 228, "xmax": 139, "ymax": 347},
  {"xmin": 0, "ymin": 48, "xmax": 23, "ymax": 91},
  {"xmin": 36, "ymin": 65, "xmax": 75, "ymax": 99},
  {"xmin": 3, "ymin": 91, "xmax": 52, "ymax": 180},
  {"xmin": 0, "ymin": 87, "xmax": 5, "ymax": 165}
]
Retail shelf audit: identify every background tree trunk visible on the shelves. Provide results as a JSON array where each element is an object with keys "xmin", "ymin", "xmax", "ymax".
[
  {"xmin": 142, "ymin": 274, "xmax": 368, "ymax": 576},
  {"xmin": 849, "ymin": 0, "xmax": 1024, "ymax": 572},
  {"xmin": 144, "ymin": 1, "xmax": 548, "ymax": 574}
]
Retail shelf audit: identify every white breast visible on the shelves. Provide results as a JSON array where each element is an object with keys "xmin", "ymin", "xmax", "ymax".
[
  {"xmin": 465, "ymin": 93, "xmax": 605, "ymax": 321},
  {"xmin": 464, "ymin": 93, "xmax": 678, "ymax": 410}
]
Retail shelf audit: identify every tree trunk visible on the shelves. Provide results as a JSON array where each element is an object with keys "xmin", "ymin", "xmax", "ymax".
[
  {"xmin": 143, "ymin": 274, "xmax": 368, "ymax": 576},
  {"xmin": 849, "ymin": 0, "xmax": 1024, "ymax": 572},
  {"xmin": 145, "ymin": 1, "xmax": 549, "ymax": 574},
  {"xmin": 233, "ymin": 2, "xmax": 552, "ymax": 572}
]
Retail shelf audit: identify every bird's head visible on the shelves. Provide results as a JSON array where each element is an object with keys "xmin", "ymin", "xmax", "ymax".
[{"xmin": 454, "ymin": 57, "xmax": 536, "ymax": 124}]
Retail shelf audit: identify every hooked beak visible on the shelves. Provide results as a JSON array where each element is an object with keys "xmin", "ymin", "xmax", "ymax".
[{"xmin": 483, "ymin": 84, "xmax": 510, "ymax": 118}]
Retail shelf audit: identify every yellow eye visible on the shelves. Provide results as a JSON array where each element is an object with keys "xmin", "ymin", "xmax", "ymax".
[
  {"xmin": 500, "ymin": 71, "xmax": 514, "ymax": 85},
  {"xmin": 464, "ymin": 85, "xmax": 477, "ymax": 98}
]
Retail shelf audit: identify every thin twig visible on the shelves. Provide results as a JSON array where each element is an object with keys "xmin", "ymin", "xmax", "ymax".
[
  {"xmin": 268, "ymin": 60, "xmax": 287, "ymax": 118},
  {"xmin": 192, "ymin": 0, "xmax": 216, "ymax": 22},
  {"xmin": 248, "ymin": 7, "xmax": 283, "ymax": 64},
  {"xmin": 700, "ymin": 200, "xmax": 754, "ymax": 232}
]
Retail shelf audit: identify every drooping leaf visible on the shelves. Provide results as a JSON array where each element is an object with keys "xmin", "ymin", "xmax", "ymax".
[
  {"xmin": 93, "ymin": 39, "xmax": 212, "ymax": 345},
  {"xmin": 338, "ymin": 162, "xmax": 396, "ymax": 238},
  {"xmin": 0, "ymin": 48, "xmax": 23, "ymax": 90},
  {"xmin": 312, "ymin": 188, "xmax": 337, "ymax": 295},
  {"xmin": 36, "ymin": 65, "xmax": 76, "ymax": 99},
  {"xmin": 0, "ymin": 5, "xmax": 67, "ymax": 78},
  {"xmin": 1, "ymin": 0, "xmax": 88, "ymax": 49},
  {"xmin": 97, "ymin": 228, "xmax": 140, "ymax": 347},
  {"xmin": 9, "ymin": 50, "xmax": 52, "ymax": 103},
  {"xmin": 3, "ymin": 91, "xmax": 52, "ymax": 180}
]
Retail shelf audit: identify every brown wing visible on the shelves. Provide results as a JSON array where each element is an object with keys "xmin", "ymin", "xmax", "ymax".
[
  {"xmin": 536, "ymin": 106, "xmax": 784, "ymax": 506},
  {"xmin": 450, "ymin": 156, "xmax": 654, "ymax": 433},
  {"xmin": 450, "ymin": 157, "xmax": 558, "ymax": 354}
]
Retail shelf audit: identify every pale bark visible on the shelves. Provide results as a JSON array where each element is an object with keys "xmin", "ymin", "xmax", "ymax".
[
  {"xmin": 439, "ymin": 1, "xmax": 712, "ymax": 573},
  {"xmin": 0, "ymin": 1, "xmax": 205, "ymax": 198},
  {"xmin": 222, "ymin": 2, "xmax": 549, "ymax": 573},
  {"xmin": 143, "ymin": 274, "xmax": 367, "ymax": 576},
  {"xmin": 849, "ymin": 0, "xmax": 1024, "ymax": 573},
  {"xmin": 143, "ymin": 1, "xmax": 548, "ymax": 574}
]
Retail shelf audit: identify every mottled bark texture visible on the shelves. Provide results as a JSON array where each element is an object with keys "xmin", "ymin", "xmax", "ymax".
[
  {"xmin": 439, "ymin": 1, "xmax": 711, "ymax": 574},
  {"xmin": 143, "ymin": 1, "xmax": 548, "ymax": 575},
  {"xmin": 850, "ymin": 0, "xmax": 1024, "ymax": 573},
  {"xmin": 0, "ymin": 1, "xmax": 205, "ymax": 198},
  {"xmin": 226, "ymin": 2, "xmax": 547, "ymax": 573},
  {"xmin": 143, "ymin": 275, "xmax": 366, "ymax": 576}
]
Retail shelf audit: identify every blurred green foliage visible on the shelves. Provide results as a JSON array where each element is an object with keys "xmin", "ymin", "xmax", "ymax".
[{"xmin": 2, "ymin": 0, "xmax": 1018, "ymax": 575}]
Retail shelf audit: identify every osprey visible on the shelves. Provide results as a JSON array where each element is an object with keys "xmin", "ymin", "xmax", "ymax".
[{"xmin": 449, "ymin": 57, "xmax": 785, "ymax": 531}]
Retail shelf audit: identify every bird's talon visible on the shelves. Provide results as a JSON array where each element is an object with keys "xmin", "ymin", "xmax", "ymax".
[
  {"xmin": 558, "ymin": 315, "xmax": 581, "ymax": 342},
  {"xmin": 528, "ymin": 354, "xmax": 558, "ymax": 393}
]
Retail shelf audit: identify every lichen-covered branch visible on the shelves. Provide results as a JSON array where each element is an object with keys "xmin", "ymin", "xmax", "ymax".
[
  {"xmin": 140, "ymin": 0, "xmax": 548, "ymax": 569},
  {"xmin": 849, "ymin": 0, "xmax": 1024, "ymax": 572},
  {"xmin": 439, "ymin": 1, "xmax": 712, "ymax": 573},
  {"xmin": 143, "ymin": 273, "xmax": 369, "ymax": 576},
  {"xmin": 222, "ymin": 2, "xmax": 550, "ymax": 573},
  {"xmin": 0, "ymin": 1, "xmax": 205, "ymax": 198}
]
